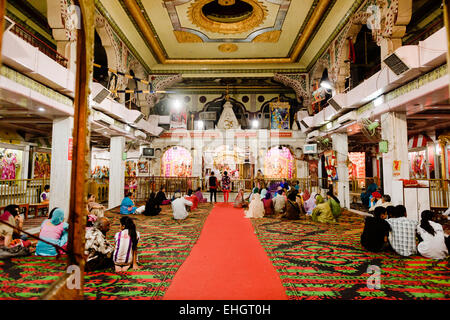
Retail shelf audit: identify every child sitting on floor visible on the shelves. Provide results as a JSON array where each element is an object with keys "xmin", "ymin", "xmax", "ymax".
[
  {"xmin": 361, "ymin": 206, "xmax": 391, "ymax": 252},
  {"xmin": 113, "ymin": 216, "xmax": 140, "ymax": 272}
]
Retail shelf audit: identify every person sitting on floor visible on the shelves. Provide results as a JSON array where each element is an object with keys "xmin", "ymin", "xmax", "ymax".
[
  {"xmin": 143, "ymin": 192, "xmax": 161, "ymax": 216},
  {"xmin": 172, "ymin": 192, "xmax": 193, "ymax": 220},
  {"xmin": 386, "ymin": 205, "xmax": 418, "ymax": 257},
  {"xmin": 281, "ymin": 190, "xmax": 302, "ymax": 220},
  {"xmin": 303, "ymin": 192, "xmax": 317, "ymax": 215},
  {"xmin": 234, "ymin": 189, "xmax": 247, "ymax": 208},
  {"xmin": 386, "ymin": 205, "xmax": 396, "ymax": 219},
  {"xmin": 185, "ymin": 189, "xmax": 199, "ymax": 211},
  {"xmin": 311, "ymin": 195, "xmax": 336, "ymax": 224},
  {"xmin": 369, "ymin": 194, "xmax": 392, "ymax": 212},
  {"xmin": 85, "ymin": 217, "xmax": 114, "ymax": 271},
  {"xmin": 87, "ymin": 193, "xmax": 105, "ymax": 217},
  {"xmin": 35, "ymin": 208, "xmax": 68, "ymax": 256},
  {"xmin": 156, "ymin": 187, "xmax": 171, "ymax": 205},
  {"xmin": 248, "ymin": 187, "xmax": 259, "ymax": 203},
  {"xmin": 0, "ymin": 205, "xmax": 20, "ymax": 247},
  {"xmin": 361, "ymin": 182, "xmax": 378, "ymax": 208},
  {"xmin": 262, "ymin": 191, "xmax": 274, "ymax": 216},
  {"xmin": 113, "ymin": 216, "xmax": 140, "ymax": 272},
  {"xmin": 273, "ymin": 189, "xmax": 286, "ymax": 215},
  {"xmin": 244, "ymin": 193, "xmax": 265, "ymax": 219},
  {"xmin": 120, "ymin": 192, "xmax": 145, "ymax": 215},
  {"xmin": 326, "ymin": 191, "xmax": 342, "ymax": 220},
  {"xmin": 361, "ymin": 206, "xmax": 391, "ymax": 252},
  {"xmin": 369, "ymin": 191, "xmax": 382, "ymax": 210},
  {"xmin": 416, "ymin": 210, "xmax": 448, "ymax": 260},
  {"xmin": 40, "ymin": 185, "xmax": 50, "ymax": 204},
  {"xmin": 195, "ymin": 187, "xmax": 208, "ymax": 203}
]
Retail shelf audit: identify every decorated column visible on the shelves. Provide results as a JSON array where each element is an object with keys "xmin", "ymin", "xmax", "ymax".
[
  {"xmin": 332, "ymin": 133, "xmax": 350, "ymax": 208},
  {"xmin": 108, "ymin": 136, "xmax": 125, "ymax": 209},
  {"xmin": 381, "ymin": 112, "xmax": 409, "ymax": 198},
  {"xmin": 49, "ymin": 117, "xmax": 74, "ymax": 219}
]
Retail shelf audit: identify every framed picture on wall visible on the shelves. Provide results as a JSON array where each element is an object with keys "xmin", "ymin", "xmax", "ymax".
[{"xmin": 137, "ymin": 160, "xmax": 149, "ymax": 174}]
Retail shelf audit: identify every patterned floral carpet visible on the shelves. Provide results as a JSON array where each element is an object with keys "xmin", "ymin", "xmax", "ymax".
[
  {"xmin": 0, "ymin": 202, "xmax": 213, "ymax": 300},
  {"xmin": 251, "ymin": 211, "xmax": 450, "ymax": 300}
]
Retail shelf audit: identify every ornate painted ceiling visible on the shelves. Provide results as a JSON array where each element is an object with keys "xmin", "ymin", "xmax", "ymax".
[{"xmin": 95, "ymin": 0, "xmax": 364, "ymax": 75}]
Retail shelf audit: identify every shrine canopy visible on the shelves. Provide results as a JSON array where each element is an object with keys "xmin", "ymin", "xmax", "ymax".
[
  {"xmin": 212, "ymin": 145, "xmax": 244, "ymax": 177},
  {"xmin": 264, "ymin": 146, "xmax": 294, "ymax": 179},
  {"xmin": 161, "ymin": 146, "xmax": 192, "ymax": 177}
]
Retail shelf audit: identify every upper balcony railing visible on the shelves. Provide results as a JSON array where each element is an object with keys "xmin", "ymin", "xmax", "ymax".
[{"xmin": 9, "ymin": 22, "xmax": 68, "ymax": 68}]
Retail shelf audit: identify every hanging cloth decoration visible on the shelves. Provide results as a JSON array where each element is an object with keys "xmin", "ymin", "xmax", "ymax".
[
  {"xmin": 348, "ymin": 37, "xmax": 356, "ymax": 63},
  {"xmin": 324, "ymin": 150, "xmax": 337, "ymax": 183}
]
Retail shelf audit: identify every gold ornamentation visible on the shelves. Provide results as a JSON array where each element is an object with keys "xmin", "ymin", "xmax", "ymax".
[
  {"xmin": 218, "ymin": 43, "xmax": 238, "ymax": 52},
  {"xmin": 252, "ymin": 30, "xmax": 281, "ymax": 43},
  {"xmin": 188, "ymin": 0, "xmax": 267, "ymax": 34},
  {"xmin": 173, "ymin": 31, "xmax": 204, "ymax": 43},
  {"xmin": 218, "ymin": 0, "xmax": 235, "ymax": 5}
]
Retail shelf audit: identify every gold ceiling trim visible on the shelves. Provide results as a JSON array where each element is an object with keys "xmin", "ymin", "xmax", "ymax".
[
  {"xmin": 122, "ymin": 0, "xmax": 332, "ymax": 64},
  {"xmin": 187, "ymin": 0, "xmax": 267, "ymax": 35}
]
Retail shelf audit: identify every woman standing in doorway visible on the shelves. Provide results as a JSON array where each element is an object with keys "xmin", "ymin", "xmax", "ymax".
[{"xmin": 221, "ymin": 171, "xmax": 231, "ymax": 203}]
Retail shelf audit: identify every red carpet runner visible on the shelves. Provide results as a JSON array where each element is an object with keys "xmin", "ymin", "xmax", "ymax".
[{"xmin": 163, "ymin": 203, "xmax": 288, "ymax": 300}]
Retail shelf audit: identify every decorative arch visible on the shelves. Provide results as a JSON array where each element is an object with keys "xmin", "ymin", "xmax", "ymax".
[
  {"xmin": 273, "ymin": 73, "xmax": 309, "ymax": 114},
  {"xmin": 146, "ymin": 74, "xmax": 183, "ymax": 110}
]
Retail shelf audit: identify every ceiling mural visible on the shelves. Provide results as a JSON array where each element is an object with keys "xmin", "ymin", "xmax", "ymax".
[{"xmin": 164, "ymin": 0, "xmax": 290, "ymax": 43}]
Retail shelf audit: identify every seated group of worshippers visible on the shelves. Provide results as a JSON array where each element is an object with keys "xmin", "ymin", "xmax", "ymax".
[
  {"xmin": 118, "ymin": 187, "xmax": 208, "ymax": 221},
  {"xmin": 235, "ymin": 181, "xmax": 342, "ymax": 223},
  {"xmin": 0, "ymin": 205, "xmax": 31, "ymax": 249},
  {"xmin": 361, "ymin": 205, "xmax": 449, "ymax": 260}
]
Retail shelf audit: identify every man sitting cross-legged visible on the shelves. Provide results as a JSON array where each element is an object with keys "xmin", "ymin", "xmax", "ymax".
[{"xmin": 85, "ymin": 217, "xmax": 115, "ymax": 271}]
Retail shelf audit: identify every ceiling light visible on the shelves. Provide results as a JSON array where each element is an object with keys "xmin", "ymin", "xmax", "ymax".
[
  {"xmin": 252, "ymin": 119, "xmax": 259, "ymax": 128},
  {"xmin": 197, "ymin": 120, "xmax": 204, "ymax": 130},
  {"xmin": 125, "ymin": 125, "xmax": 131, "ymax": 132},
  {"xmin": 172, "ymin": 99, "xmax": 182, "ymax": 112},
  {"xmin": 38, "ymin": 107, "xmax": 45, "ymax": 112}
]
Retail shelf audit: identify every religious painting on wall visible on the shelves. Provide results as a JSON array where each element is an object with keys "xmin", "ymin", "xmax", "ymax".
[
  {"xmin": 264, "ymin": 146, "xmax": 294, "ymax": 179},
  {"xmin": 32, "ymin": 152, "xmax": 51, "ymax": 179},
  {"xmin": 125, "ymin": 160, "xmax": 137, "ymax": 177},
  {"xmin": 0, "ymin": 148, "xmax": 22, "ymax": 180},
  {"xmin": 270, "ymin": 101, "xmax": 290, "ymax": 130},
  {"xmin": 161, "ymin": 146, "xmax": 192, "ymax": 177},
  {"xmin": 137, "ymin": 160, "xmax": 149, "ymax": 175},
  {"xmin": 170, "ymin": 109, "xmax": 187, "ymax": 129},
  {"xmin": 324, "ymin": 150, "xmax": 337, "ymax": 182}
]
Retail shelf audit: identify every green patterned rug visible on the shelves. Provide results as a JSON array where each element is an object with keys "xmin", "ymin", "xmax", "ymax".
[
  {"xmin": 0, "ymin": 203, "xmax": 212, "ymax": 300},
  {"xmin": 251, "ymin": 212, "xmax": 450, "ymax": 300}
]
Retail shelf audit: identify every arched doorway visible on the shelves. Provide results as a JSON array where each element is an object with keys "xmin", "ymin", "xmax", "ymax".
[
  {"xmin": 161, "ymin": 146, "xmax": 192, "ymax": 177},
  {"xmin": 264, "ymin": 146, "xmax": 295, "ymax": 179}
]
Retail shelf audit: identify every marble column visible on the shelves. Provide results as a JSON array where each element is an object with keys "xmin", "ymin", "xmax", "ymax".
[
  {"xmin": 332, "ymin": 133, "xmax": 350, "ymax": 208},
  {"xmin": 381, "ymin": 112, "xmax": 409, "ymax": 202},
  {"xmin": 108, "ymin": 136, "xmax": 125, "ymax": 209},
  {"xmin": 49, "ymin": 117, "xmax": 73, "ymax": 219}
]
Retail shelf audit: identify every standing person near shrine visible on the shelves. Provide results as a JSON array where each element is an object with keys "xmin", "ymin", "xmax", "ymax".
[
  {"xmin": 221, "ymin": 171, "xmax": 231, "ymax": 203},
  {"xmin": 208, "ymin": 171, "xmax": 218, "ymax": 203}
]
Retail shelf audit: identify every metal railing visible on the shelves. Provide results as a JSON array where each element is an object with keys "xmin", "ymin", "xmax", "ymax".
[
  {"xmin": 415, "ymin": 179, "xmax": 450, "ymax": 210},
  {"xmin": 9, "ymin": 23, "xmax": 68, "ymax": 68},
  {"xmin": 0, "ymin": 178, "xmax": 50, "ymax": 207}
]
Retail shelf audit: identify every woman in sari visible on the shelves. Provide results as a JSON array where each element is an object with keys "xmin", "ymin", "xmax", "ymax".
[
  {"xmin": 303, "ymin": 192, "xmax": 317, "ymax": 215},
  {"xmin": 245, "ymin": 193, "xmax": 265, "ymax": 218},
  {"xmin": 248, "ymin": 187, "xmax": 259, "ymax": 203},
  {"xmin": 311, "ymin": 195, "xmax": 336, "ymax": 224},
  {"xmin": 234, "ymin": 189, "xmax": 247, "ymax": 208},
  {"xmin": 327, "ymin": 191, "xmax": 342, "ymax": 220},
  {"xmin": 35, "ymin": 208, "xmax": 68, "ymax": 256},
  {"xmin": 195, "ymin": 187, "xmax": 208, "ymax": 203},
  {"xmin": 262, "ymin": 191, "xmax": 274, "ymax": 216}
]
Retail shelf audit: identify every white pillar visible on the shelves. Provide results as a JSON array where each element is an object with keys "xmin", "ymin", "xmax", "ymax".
[
  {"xmin": 381, "ymin": 112, "xmax": 409, "ymax": 199},
  {"xmin": 332, "ymin": 133, "xmax": 350, "ymax": 208},
  {"xmin": 49, "ymin": 117, "xmax": 73, "ymax": 219},
  {"xmin": 108, "ymin": 136, "xmax": 125, "ymax": 209},
  {"xmin": 22, "ymin": 145, "xmax": 30, "ymax": 179}
]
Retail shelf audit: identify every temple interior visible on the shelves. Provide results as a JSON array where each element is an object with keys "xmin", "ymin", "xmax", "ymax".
[{"xmin": 0, "ymin": 0, "xmax": 449, "ymax": 302}]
